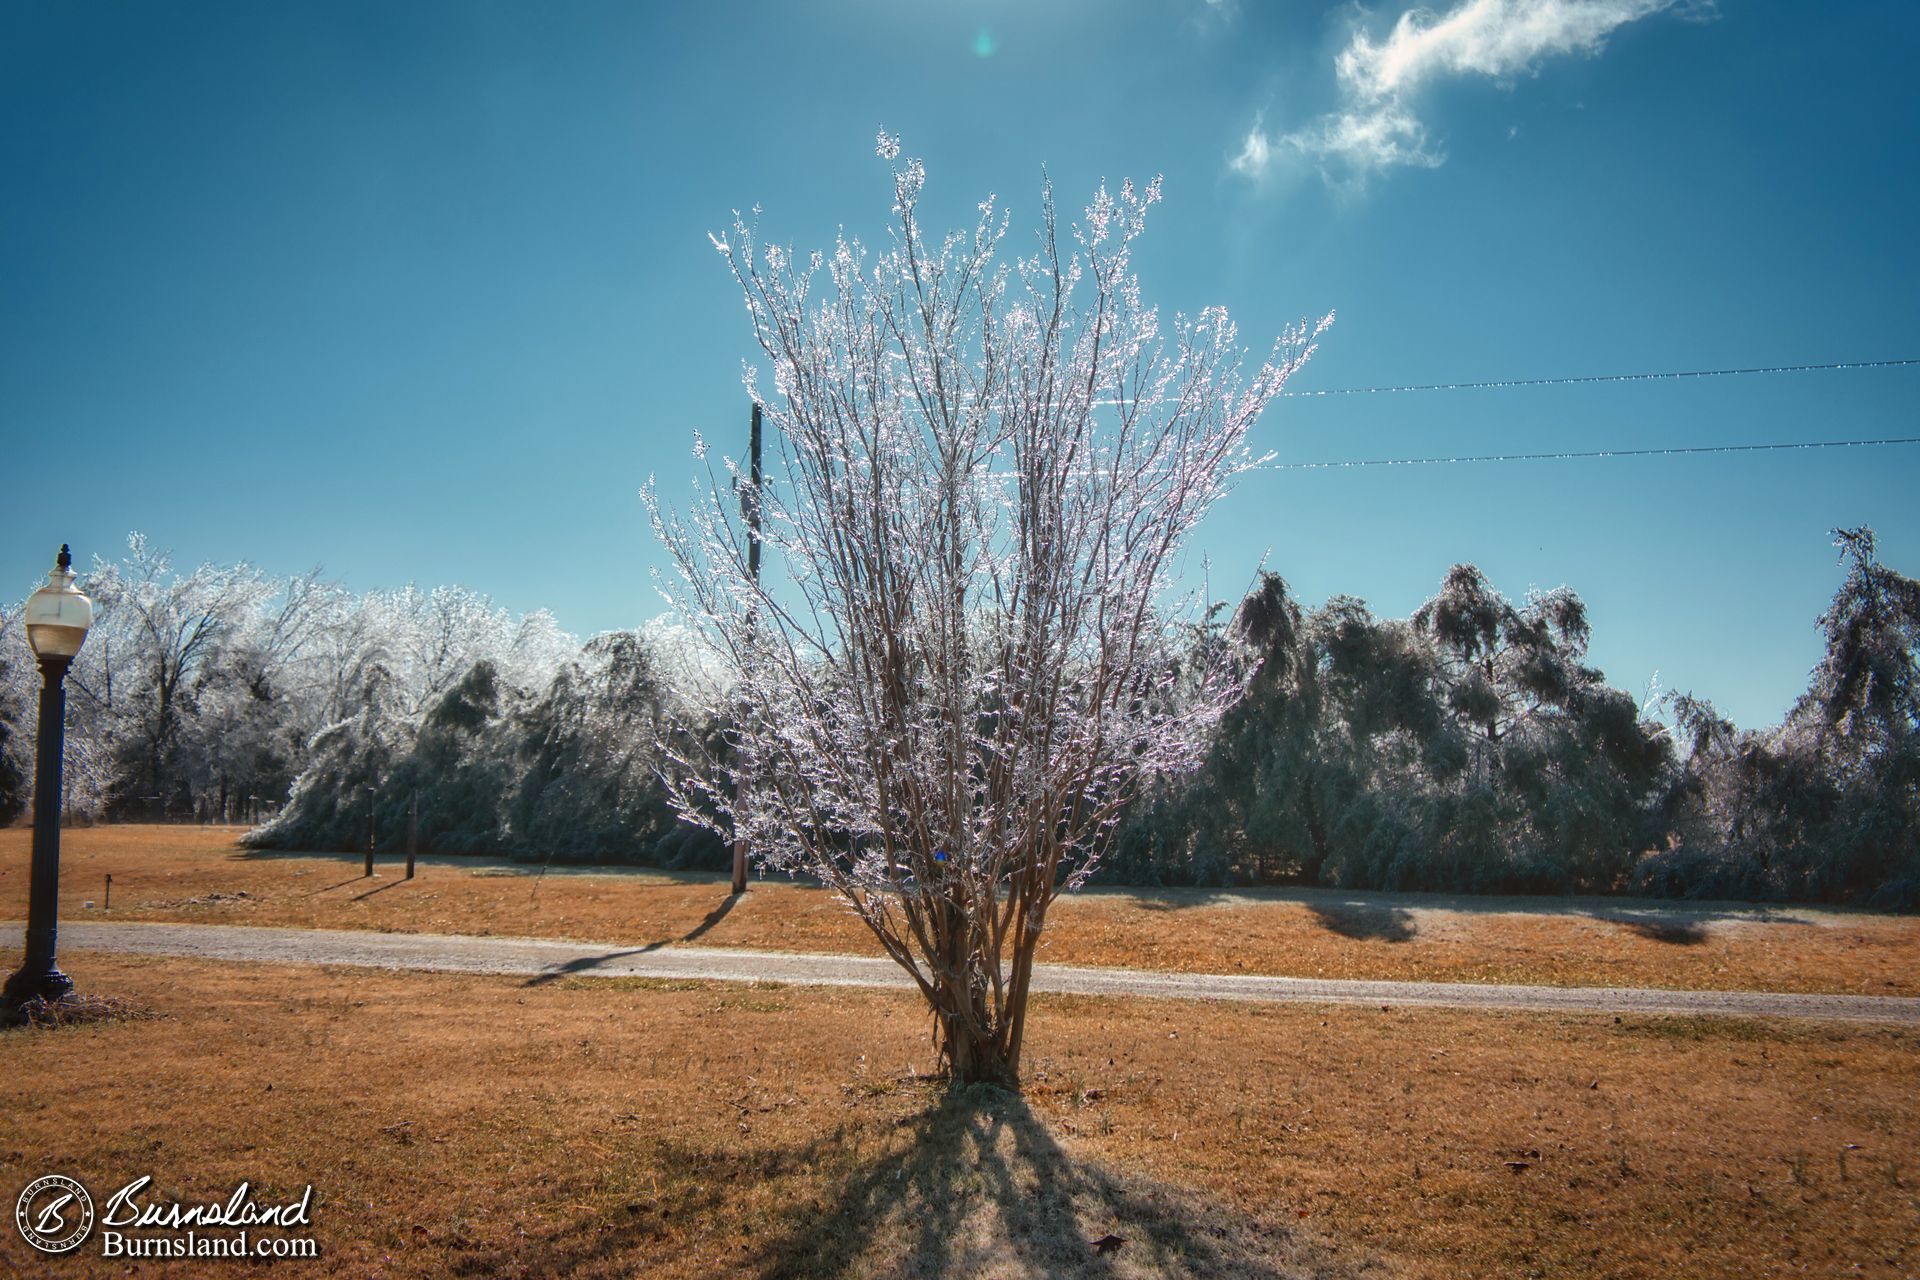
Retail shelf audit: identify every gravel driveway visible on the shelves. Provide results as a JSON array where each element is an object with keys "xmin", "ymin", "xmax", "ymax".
[{"xmin": 37, "ymin": 919, "xmax": 1920, "ymax": 1023}]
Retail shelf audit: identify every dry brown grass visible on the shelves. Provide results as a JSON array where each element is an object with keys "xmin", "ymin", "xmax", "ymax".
[
  {"xmin": 7, "ymin": 825, "xmax": 1917, "ymax": 996},
  {"xmin": 1, "ymin": 952, "xmax": 1916, "ymax": 1278},
  {"xmin": 2, "ymin": 991, "xmax": 160, "ymax": 1030}
]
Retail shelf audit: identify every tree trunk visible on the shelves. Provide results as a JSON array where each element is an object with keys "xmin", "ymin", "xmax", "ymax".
[
  {"xmin": 924, "ymin": 887, "xmax": 1023, "ymax": 1086},
  {"xmin": 1301, "ymin": 776, "xmax": 1329, "ymax": 882},
  {"xmin": 926, "ymin": 912, "xmax": 1049, "ymax": 1088},
  {"xmin": 936, "ymin": 1001, "xmax": 1020, "ymax": 1087}
]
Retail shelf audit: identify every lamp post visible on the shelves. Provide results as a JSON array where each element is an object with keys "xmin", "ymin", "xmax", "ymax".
[{"xmin": 4, "ymin": 546, "xmax": 93, "ymax": 1010}]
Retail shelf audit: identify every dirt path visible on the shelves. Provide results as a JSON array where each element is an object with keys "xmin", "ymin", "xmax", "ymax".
[
  {"xmin": 33, "ymin": 919, "xmax": 1920, "ymax": 1023},
  {"xmin": 17, "ymin": 829, "xmax": 1920, "ymax": 996}
]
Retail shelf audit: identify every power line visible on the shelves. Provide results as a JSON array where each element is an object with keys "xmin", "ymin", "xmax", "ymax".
[
  {"xmin": 1258, "ymin": 435, "xmax": 1920, "ymax": 472},
  {"xmin": 1278, "ymin": 357, "xmax": 1920, "ymax": 398}
]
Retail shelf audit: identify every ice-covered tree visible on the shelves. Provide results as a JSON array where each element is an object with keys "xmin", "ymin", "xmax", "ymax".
[
  {"xmin": 77, "ymin": 535, "xmax": 277, "ymax": 816},
  {"xmin": 1406, "ymin": 565, "xmax": 1669, "ymax": 890},
  {"xmin": 0, "ymin": 602, "xmax": 31, "ymax": 824},
  {"xmin": 369, "ymin": 584, "xmax": 576, "ymax": 723},
  {"xmin": 649, "ymin": 137, "xmax": 1327, "ymax": 1085},
  {"xmin": 1653, "ymin": 528, "xmax": 1920, "ymax": 904},
  {"xmin": 1800, "ymin": 527, "xmax": 1920, "ymax": 756},
  {"xmin": 245, "ymin": 582, "xmax": 582, "ymax": 852}
]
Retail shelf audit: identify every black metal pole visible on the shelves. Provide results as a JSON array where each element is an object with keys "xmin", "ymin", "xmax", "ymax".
[
  {"xmin": 747, "ymin": 400, "xmax": 763, "ymax": 581},
  {"xmin": 365, "ymin": 785, "xmax": 375, "ymax": 877},
  {"xmin": 5, "ymin": 655, "xmax": 75, "ymax": 1007},
  {"xmin": 732, "ymin": 401, "xmax": 762, "ymax": 897},
  {"xmin": 406, "ymin": 791, "xmax": 417, "ymax": 880}
]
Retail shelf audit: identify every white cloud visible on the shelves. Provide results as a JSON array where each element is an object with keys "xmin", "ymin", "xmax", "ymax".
[
  {"xmin": 1288, "ymin": 100, "xmax": 1441, "ymax": 172},
  {"xmin": 1232, "ymin": 0, "xmax": 1687, "ymax": 181},
  {"xmin": 1228, "ymin": 119, "xmax": 1274, "ymax": 177},
  {"xmin": 1339, "ymin": 0, "xmax": 1673, "ymax": 99},
  {"xmin": 1191, "ymin": 0, "xmax": 1240, "ymax": 34}
]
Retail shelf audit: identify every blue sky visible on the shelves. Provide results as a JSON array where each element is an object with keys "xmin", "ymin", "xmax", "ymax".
[{"xmin": 2, "ymin": 0, "xmax": 1915, "ymax": 729}]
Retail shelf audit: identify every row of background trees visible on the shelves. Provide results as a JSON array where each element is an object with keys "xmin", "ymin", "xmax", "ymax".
[
  {"xmin": 1111, "ymin": 528, "xmax": 1918, "ymax": 908},
  {"xmin": 0, "ymin": 534, "xmax": 723, "ymax": 868},
  {"xmin": 2, "ymin": 529, "xmax": 1913, "ymax": 905}
]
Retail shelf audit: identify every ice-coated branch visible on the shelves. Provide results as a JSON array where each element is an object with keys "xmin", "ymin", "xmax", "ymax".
[{"xmin": 650, "ymin": 139, "xmax": 1327, "ymax": 1083}]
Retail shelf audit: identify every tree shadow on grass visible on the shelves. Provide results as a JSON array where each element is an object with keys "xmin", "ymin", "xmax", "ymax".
[
  {"xmin": 468, "ymin": 1087, "xmax": 1378, "ymax": 1280},
  {"xmin": 746, "ymin": 1086, "xmax": 1365, "ymax": 1279},
  {"xmin": 235, "ymin": 846, "xmax": 732, "ymax": 888},
  {"xmin": 1304, "ymin": 902, "xmax": 1416, "ymax": 943},
  {"xmin": 1618, "ymin": 919, "xmax": 1710, "ymax": 945},
  {"xmin": 1078, "ymin": 883, "xmax": 1822, "ymax": 929}
]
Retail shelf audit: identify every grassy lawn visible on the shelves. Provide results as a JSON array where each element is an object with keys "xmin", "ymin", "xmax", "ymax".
[
  {"xmin": 5, "ymin": 824, "xmax": 1919, "ymax": 995},
  {"xmin": 2, "ymin": 952, "xmax": 1916, "ymax": 1278}
]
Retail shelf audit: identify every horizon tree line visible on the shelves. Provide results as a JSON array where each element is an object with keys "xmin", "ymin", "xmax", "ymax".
[
  {"xmin": 1110, "ymin": 527, "xmax": 1918, "ymax": 909},
  {"xmin": 1, "ymin": 525, "xmax": 1913, "ymax": 908}
]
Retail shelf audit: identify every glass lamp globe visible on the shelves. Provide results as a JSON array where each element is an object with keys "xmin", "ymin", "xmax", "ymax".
[{"xmin": 23, "ymin": 545, "xmax": 92, "ymax": 661}]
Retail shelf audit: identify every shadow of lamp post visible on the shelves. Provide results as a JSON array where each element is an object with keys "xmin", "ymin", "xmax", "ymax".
[{"xmin": 4, "ymin": 545, "xmax": 93, "ymax": 1010}]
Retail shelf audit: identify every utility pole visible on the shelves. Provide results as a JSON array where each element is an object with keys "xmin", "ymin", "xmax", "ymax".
[
  {"xmin": 746, "ymin": 400, "xmax": 763, "ymax": 582},
  {"xmin": 732, "ymin": 400, "xmax": 762, "ymax": 896}
]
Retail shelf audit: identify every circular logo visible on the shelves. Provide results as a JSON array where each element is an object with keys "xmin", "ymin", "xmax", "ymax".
[{"xmin": 15, "ymin": 1175, "xmax": 95, "ymax": 1254}]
